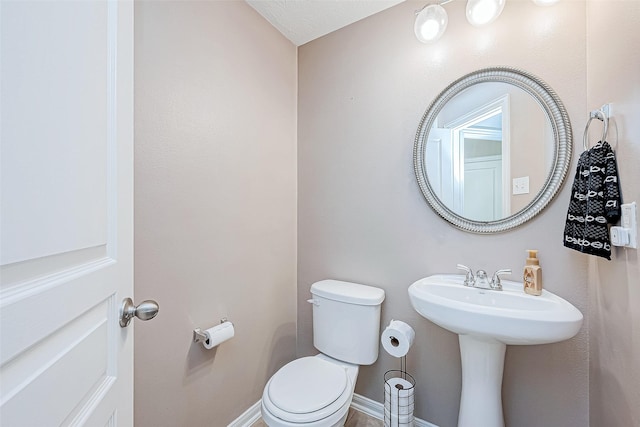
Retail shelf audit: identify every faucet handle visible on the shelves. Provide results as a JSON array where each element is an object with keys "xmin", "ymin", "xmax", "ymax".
[
  {"xmin": 491, "ymin": 269, "xmax": 512, "ymax": 290},
  {"xmin": 456, "ymin": 264, "xmax": 475, "ymax": 287}
]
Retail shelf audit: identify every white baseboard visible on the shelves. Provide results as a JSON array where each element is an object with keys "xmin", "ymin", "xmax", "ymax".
[
  {"xmin": 228, "ymin": 394, "xmax": 439, "ymax": 427},
  {"xmin": 228, "ymin": 399, "xmax": 262, "ymax": 427}
]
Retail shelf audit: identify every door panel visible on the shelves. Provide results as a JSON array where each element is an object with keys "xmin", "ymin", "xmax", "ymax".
[
  {"xmin": 426, "ymin": 128, "xmax": 453, "ymax": 205},
  {"xmin": 463, "ymin": 157, "xmax": 502, "ymax": 221},
  {"xmin": 0, "ymin": 1, "xmax": 133, "ymax": 425},
  {"xmin": 1, "ymin": 0, "xmax": 111, "ymax": 266}
]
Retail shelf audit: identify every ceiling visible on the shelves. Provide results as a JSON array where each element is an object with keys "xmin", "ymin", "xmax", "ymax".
[{"xmin": 246, "ymin": 0, "xmax": 406, "ymax": 46}]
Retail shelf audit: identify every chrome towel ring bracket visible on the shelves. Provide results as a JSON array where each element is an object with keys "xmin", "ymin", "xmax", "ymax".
[{"xmin": 583, "ymin": 103, "xmax": 611, "ymax": 151}]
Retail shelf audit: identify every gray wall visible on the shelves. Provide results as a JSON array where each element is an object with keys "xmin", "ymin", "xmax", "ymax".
[
  {"xmin": 134, "ymin": 1, "xmax": 297, "ymax": 425},
  {"xmin": 298, "ymin": 1, "xmax": 589, "ymax": 426},
  {"xmin": 587, "ymin": 1, "xmax": 640, "ymax": 426}
]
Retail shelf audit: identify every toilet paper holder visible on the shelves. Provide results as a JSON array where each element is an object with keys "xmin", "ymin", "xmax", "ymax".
[{"xmin": 193, "ymin": 318, "xmax": 229, "ymax": 343}]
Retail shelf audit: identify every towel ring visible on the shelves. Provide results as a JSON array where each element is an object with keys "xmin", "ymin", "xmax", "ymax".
[{"xmin": 582, "ymin": 107, "xmax": 609, "ymax": 151}]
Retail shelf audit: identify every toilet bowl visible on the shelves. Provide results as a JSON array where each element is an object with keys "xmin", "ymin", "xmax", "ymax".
[
  {"xmin": 261, "ymin": 354, "xmax": 358, "ymax": 427},
  {"xmin": 260, "ymin": 280, "xmax": 385, "ymax": 427}
]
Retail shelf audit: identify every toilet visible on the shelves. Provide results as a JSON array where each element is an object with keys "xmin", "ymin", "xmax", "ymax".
[{"xmin": 261, "ymin": 279, "xmax": 385, "ymax": 427}]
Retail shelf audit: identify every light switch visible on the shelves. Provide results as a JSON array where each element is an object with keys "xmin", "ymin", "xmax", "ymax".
[{"xmin": 512, "ymin": 176, "xmax": 530, "ymax": 195}]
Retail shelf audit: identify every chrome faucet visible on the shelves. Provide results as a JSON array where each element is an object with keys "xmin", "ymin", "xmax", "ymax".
[{"xmin": 456, "ymin": 264, "xmax": 511, "ymax": 291}]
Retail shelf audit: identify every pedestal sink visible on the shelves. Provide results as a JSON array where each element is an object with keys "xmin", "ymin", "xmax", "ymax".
[{"xmin": 408, "ymin": 274, "xmax": 583, "ymax": 427}]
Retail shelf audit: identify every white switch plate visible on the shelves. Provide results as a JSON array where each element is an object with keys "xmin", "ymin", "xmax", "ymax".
[{"xmin": 512, "ymin": 176, "xmax": 530, "ymax": 195}]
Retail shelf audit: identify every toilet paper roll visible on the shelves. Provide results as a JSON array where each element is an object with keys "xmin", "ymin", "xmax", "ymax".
[
  {"xmin": 384, "ymin": 400, "xmax": 415, "ymax": 415},
  {"xmin": 384, "ymin": 413, "xmax": 414, "ymax": 427},
  {"xmin": 381, "ymin": 320, "xmax": 415, "ymax": 357},
  {"xmin": 384, "ymin": 377, "xmax": 415, "ymax": 420},
  {"xmin": 203, "ymin": 321, "xmax": 234, "ymax": 349}
]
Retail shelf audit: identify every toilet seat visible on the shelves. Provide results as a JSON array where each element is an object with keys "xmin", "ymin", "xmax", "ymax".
[{"xmin": 262, "ymin": 356, "xmax": 352, "ymax": 424}]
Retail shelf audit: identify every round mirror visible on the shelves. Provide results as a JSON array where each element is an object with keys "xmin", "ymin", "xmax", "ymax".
[{"xmin": 414, "ymin": 67, "xmax": 572, "ymax": 233}]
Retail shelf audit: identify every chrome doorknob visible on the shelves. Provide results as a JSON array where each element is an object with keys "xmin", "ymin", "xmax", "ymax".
[{"xmin": 120, "ymin": 298, "xmax": 159, "ymax": 327}]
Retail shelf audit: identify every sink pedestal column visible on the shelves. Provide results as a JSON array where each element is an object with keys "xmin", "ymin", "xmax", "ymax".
[{"xmin": 457, "ymin": 335, "xmax": 506, "ymax": 427}]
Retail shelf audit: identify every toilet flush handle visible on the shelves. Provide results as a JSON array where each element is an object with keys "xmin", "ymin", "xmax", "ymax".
[{"xmin": 307, "ymin": 299, "xmax": 320, "ymax": 306}]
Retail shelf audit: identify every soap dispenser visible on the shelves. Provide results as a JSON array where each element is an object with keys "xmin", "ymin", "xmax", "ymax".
[{"xmin": 523, "ymin": 250, "xmax": 543, "ymax": 296}]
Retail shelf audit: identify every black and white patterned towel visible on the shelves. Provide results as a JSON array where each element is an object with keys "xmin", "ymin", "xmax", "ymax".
[{"xmin": 563, "ymin": 141, "xmax": 622, "ymax": 260}]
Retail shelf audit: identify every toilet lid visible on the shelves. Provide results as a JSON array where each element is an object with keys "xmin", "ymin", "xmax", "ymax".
[{"xmin": 268, "ymin": 357, "xmax": 348, "ymax": 414}]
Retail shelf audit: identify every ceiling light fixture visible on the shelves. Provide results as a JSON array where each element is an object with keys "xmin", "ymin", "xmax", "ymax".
[
  {"xmin": 414, "ymin": 3, "xmax": 449, "ymax": 43},
  {"xmin": 466, "ymin": 0, "xmax": 505, "ymax": 27},
  {"xmin": 415, "ymin": 0, "xmax": 559, "ymax": 44}
]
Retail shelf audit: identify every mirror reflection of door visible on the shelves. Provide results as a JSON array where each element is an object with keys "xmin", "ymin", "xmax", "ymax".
[
  {"xmin": 428, "ymin": 94, "xmax": 510, "ymax": 221},
  {"xmin": 462, "ymin": 139, "xmax": 502, "ymax": 221},
  {"xmin": 426, "ymin": 127, "xmax": 454, "ymax": 208},
  {"xmin": 458, "ymin": 112, "xmax": 506, "ymax": 221}
]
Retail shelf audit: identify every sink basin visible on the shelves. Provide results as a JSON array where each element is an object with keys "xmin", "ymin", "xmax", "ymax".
[
  {"xmin": 408, "ymin": 274, "xmax": 583, "ymax": 427},
  {"xmin": 408, "ymin": 274, "xmax": 583, "ymax": 345}
]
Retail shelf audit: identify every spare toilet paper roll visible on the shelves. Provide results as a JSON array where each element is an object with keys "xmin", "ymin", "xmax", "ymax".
[
  {"xmin": 386, "ymin": 413, "xmax": 414, "ymax": 427},
  {"xmin": 203, "ymin": 321, "xmax": 235, "ymax": 349},
  {"xmin": 384, "ymin": 400, "xmax": 415, "ymax": 416},
  {"xmin": 384, "ymin": 377, "xmax": 414, "ymax": 417},
  {"xmin": 381, "ymin": 320, "xmax": 415, "ymax": 357}
]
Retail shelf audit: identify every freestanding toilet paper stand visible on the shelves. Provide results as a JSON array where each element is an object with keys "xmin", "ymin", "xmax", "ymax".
[{"xmin": 384, "ymin": 356, "xmax": 415, "ymax": 427}]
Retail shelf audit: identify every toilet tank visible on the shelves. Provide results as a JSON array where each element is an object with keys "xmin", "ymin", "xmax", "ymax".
[{"xmin": 310, "ymin": 280, "xmax": 385, "ymax": 365}]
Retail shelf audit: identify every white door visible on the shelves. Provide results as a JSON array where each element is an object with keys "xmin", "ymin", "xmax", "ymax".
[
  {"xmin": 463, "ymin": 156, "xmax": 503, "ymax": 221},
  {"xmin": 1, "ymin": 1, "xmax": 135, "ymax": 425},
  {"xmin": 425, "ymin": 128, "xmax": 454, "ymax": 207}
]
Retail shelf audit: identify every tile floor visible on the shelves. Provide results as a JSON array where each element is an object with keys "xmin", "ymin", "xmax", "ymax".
[{"xmin": 251, "ymin": 408, "xmax": 383, "ymax": 427}]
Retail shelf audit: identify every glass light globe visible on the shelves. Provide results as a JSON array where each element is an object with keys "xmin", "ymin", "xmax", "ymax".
[
  {"xmin": 414, "ymin": 4, "xmax": 448, "ymax": 43},
  {"xmin": 466, "ymin": 0, "xmax": 506, "ymax": 26}
]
